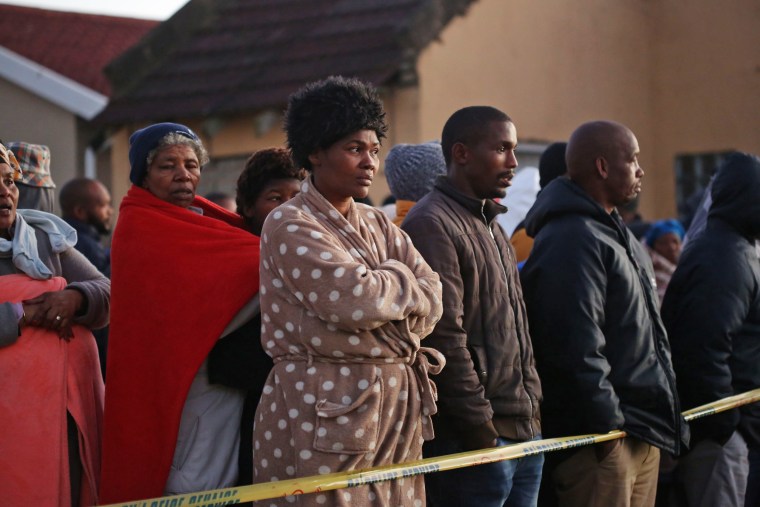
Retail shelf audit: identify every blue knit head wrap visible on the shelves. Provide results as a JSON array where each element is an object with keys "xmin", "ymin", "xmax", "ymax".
[
  {"xmin": 645, "ymin": 219, "xmax": 685, "ymax": 247},
  {"xmin": 128, "ymin": 122, "xmax": 199, "ymax": 185}
]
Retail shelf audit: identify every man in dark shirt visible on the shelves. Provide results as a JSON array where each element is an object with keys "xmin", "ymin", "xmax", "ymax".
[
  {"xmin": 60, "ymin": 178, "xmax": 113, "ymax": 276},
  {"xmin": 60, "ymin": 177, "xmax": 113, "ymax": 377}
]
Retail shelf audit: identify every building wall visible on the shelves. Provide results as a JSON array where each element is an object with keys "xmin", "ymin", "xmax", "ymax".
[
  {"xmin": 0, "ymin": 78, "xmax": 81, "ymax": 197},
  {"xmin": 105, "ymin": 0, "xmax": 759, "ymax": 219},
  {"xmin": 106, "ymin": 126, "xmax": 132, "ymax": 215},
  {"xmin": 417, "ymin": 0, "xmax": 658, "ymax": 212},
  {"xmin": 415, "ymin": 0, "xmax": 759, "ymax": 219},
  {"xmin": 651, "ymin": 0, "xmax": 760, "ymax": 213}
]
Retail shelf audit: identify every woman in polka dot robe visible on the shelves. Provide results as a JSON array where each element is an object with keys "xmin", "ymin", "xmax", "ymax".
[{"xmin": 252, "ymin": 76, "xmax": 445, "ymax": 506}]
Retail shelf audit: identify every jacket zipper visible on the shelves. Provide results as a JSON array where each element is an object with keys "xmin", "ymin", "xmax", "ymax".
[{"xmin": 481, "ymin": 205, "xmax": 536, "ymax": 439}]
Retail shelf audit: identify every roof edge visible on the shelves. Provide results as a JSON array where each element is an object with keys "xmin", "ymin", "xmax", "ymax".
[
  {"xmin": 104, "ymin": 0, "xmax": 235, "ymax": 98},
  {"xmin": 394, "ymin": 0, "xmax": 478, "ymax": 84},
  {"xmin": 0, "ymin": 46, "xmax": 106, "ymax": 120}
]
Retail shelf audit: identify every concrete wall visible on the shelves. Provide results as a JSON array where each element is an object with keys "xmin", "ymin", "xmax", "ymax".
[{"xmin": 0, "ymin": 78, "xmax": 81, "ymax": 197}]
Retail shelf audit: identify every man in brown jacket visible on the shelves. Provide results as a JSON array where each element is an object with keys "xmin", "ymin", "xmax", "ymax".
[{"xmin": 402, "ymin": 106, "xmax": 543, "ymax": 507}]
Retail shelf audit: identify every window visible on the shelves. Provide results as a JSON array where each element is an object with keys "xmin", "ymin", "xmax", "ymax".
[{"xmin": 674, "ymin": 151, "xmax": 733, "ymax": 228}]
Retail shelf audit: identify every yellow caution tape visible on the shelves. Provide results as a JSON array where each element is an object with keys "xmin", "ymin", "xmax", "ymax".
[
  {"xmin": 98, "ymin": 387, "xmax": 760, "ymax": 507},
  {"xmin": 682, "ymin": 387, "xmax": 760, "ymax": 422}
]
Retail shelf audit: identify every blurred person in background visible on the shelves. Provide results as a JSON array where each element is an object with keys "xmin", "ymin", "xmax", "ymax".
[
  {"xmin": 59, "ymin": 178, "xmax": 113, "ymax": 277},
  {"xmin": 642, "ymin": 219, "xmax": 685, "ymax": 305},
  {"xmin": 7, "ymin": 141, "xmax": 57, "ymax": 214},
  {"xmin": 60, "ymin": 178, "xmax": 114, "ymax": 378},
  {"xmin": 205, "ymin": 191, "xmax": 236, "ymax": 212},
  {"xmin": 235, "ymin": 148, "xmax": 306, "ymax": 236},
  {"xmin": 384, "ymin": 140, "xmax": 447, "ymax": 226},
  {"xmin": 510, "ymin": 142, "xmax": 567, "ymax": 264},
  {"xmin": 662, "ymin": 152, "xmax": 760, "ymax": 507},
  {"xmin": 496, "ymin": 166, "xmax": 539, "ymax": 238}
]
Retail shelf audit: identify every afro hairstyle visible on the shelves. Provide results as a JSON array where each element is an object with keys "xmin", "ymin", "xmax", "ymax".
[{"xmin": 284, "ymin": 75, "xmax": 388, "ymax": 171}]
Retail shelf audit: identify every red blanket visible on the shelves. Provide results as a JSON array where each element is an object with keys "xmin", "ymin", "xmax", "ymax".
[
  {"xmin": 99, "ymin": 186, "xmax": 260, "ymax": 503},
  {"xmin": 0, "ymin": 275, "xmax": 104, "ymax": 507}
]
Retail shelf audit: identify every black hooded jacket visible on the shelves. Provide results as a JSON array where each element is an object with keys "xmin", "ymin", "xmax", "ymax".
[
  {"xmin": 520, "ymin": 177, "xmax": 687, "ymax": 454},
  {"xmin": 661, "ymin": 152, "xmax": 760, "ymax": 449}
]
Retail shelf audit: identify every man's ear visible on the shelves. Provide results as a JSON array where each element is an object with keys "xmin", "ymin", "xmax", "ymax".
[
  {"xmin": 451, "ymin": 142, "xmax": 469, "ymax": 166},
  {"xmin": 72, "ymin": 204, "xmax": 88, "ymax": 221},
  {"xmin": 595, "ymin": 156, "xmax": 609, "ymax": 180}
]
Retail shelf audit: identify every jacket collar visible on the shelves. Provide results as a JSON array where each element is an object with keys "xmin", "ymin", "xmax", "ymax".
[
  {"xmin": 65, "ymin": 217, "xmax": 101, "ymax": 240},
  {"xmin": 434, "ymin": 176, "xmax": 507, "ymax": 224}
]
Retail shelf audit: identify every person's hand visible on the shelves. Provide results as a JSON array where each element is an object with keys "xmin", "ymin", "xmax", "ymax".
[
  {"xmin": 461, "ymin": 433, "xmax": 498, "ymax": 451},
  {"xmin": 594, "ymin": 438, "xmax": 622, "ymax": 462},
  {"xmin": 22, "ymin": 289, "xmax": 83, "ymax": 340},
  {"xmin": 460, "ymin": 420, "xmax": 500, "ymax": 451}
]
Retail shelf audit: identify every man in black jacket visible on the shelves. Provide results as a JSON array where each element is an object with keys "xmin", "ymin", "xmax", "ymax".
[
  {"xmin": 661, "ymin": 152, "xmax": 760, "ymax": 507},
  {"xmin": 520, "ymin": 120, "xmax": 687, "ymax": 507}
]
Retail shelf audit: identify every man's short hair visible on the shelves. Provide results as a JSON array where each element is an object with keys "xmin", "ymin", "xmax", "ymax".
[
  {"xmin": 59, "ymin": 177, "xmax": 98, "ymax": 216},
  {"xmin": 441, "ymin": 106, "xmax": 512, "ymax": 167},
  {"xmin": 538, "ymin": 142, "xmax": 568, "ymax": 189},
  {"xmin": 285, "ymin": 75, "xmax": 388, "ymax": 171}
]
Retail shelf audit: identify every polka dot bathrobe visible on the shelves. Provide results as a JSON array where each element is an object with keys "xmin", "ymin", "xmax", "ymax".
[{"xmin": 254, "ymin": 178, "xmax": 445, "ymax": 506}]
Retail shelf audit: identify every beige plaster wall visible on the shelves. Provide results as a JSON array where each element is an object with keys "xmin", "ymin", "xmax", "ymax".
[
  {"xmin": 106, "ymin": 126, "xmax": 132, "ymax": 215},
  {"xmin": 415, "ymin": 0, "xmax": 760, "ymax": 219},
  {"xmin": 417, "ymin": 0, "xmax": 660, "ymax": 212},
  {"xmin": 651, "ymin": 0, "xmax": 760, "ymax": 214},
  {"xmin": 199, "ymin": 115, "xmax": 286, "ymax": 157},
  {"xmin": 104, "ymin": 0, "xmax": 759, "ymax": 220},
  {"xmin": 0, "ymin": 79, "xmax": 81, "ymax": 199}
]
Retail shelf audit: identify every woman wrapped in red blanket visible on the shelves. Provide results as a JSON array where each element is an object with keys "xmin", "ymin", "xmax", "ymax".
[{"xmin": 99, "ymin": 123, "xmax": 262, "ymax": 503}]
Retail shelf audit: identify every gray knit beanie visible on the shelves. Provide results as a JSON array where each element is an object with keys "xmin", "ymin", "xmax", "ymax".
[{"xmin": 384, "ymin": 141, "xmax": 447, "ymax": 202}]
